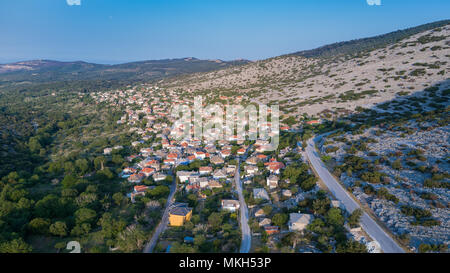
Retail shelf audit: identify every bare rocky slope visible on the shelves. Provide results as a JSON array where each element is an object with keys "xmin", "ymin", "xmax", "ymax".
[{"xmin": 161, "ymin": 22, "xmax": 450, "ymax": 118}]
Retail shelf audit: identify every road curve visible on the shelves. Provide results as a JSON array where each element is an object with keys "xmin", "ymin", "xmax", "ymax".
[
  {"xmin": 235, "ymin": 158, "xmax": 251, "ymax": 253},
  {"xmin": 305, "ymin": 136, "xmax": 405, "ymax": 253},
  {"xmin": 143, "ymin": 173, "xmax": 177, "ymax": 253}
]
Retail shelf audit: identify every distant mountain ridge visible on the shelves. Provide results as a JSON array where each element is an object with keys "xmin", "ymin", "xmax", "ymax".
[
  {"xmin": 0, "ymin": 58, "xmax": 251, "ymax": 83},
  {"xmin": 0, "ymin": 19, "xmax": 448, "ymax": 90}
]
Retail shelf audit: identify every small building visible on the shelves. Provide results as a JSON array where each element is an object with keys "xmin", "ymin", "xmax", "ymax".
[
  {"xmin": 197, "ymin": 177, "xmax": 210, "ymax": 188},
  {"xmin": 208, "ymin": 180, "xmax": 223, "ymax": 189},
  {"xmin": 177, "ymin": 171, "xmax": 198, "ymax": 183},
  {"xmin": 264, "ymin": 226, "xmax": 280, "ymax": 235},
  {"xmin": 259, "ymin": 218, "xmax": 272, "ymax": 227},
  {"xmin": 127, "ymin": 185, "xmax": 150, "ymax": 203},
  {"xmin": 213, "ymin": 169, "xmax": 227, "ymax": 180},
  {"xmin": 245, "ymin": 157, "xmax": 259, "ymax": 165},
  {"xmin": 288, "ymin": 213, "xmax": 314, "ymax": 232},
  {"xmin": 265, "ymin": 161, "xmax": 285, "ymax": 174},
  {"xmin": 141, "ymin": 167, "xmax": 155, "ymax": 177},
  {"xmin": 153, "ymin": 172, "xmax": 167, "ymax": 182},
  {"xmin": 254, "ymin": 209, "xmax": 265, "ymax": 217},
  {"xmin": 220, "ymin": 149, "xmax": 231, "ymax": 158},
  {"xmin": 306, "ymin": 120, "xmax": 321, "ymax": 125},
  {"xmin": 104, "ymin": 148, "xmax": 113, "ymax": 155},
  {"xmin": 199, "ymin": 166, "xmax": 213, "ymax": 175},
  {"xmin": 266, "ymin": 175, "xmax": 279, "ymax": 189},
  {"xmin": 210, "ymin": 155, "xmax": 225, "ymax": 165},
  {"xmin": 226, "ymin": 165, "xmax": 236, "ymax": 175},
  {"xmin": 128, "ymin": 173, "xmax": 145, "ymax": 183},
  {"xmin": 221, "ymin": 200, "xmax": 240, "ymax": 212},
  {"xmin": 245, "ymin": 165, "xmax": 258, "ymax": 176},
  {"xmin": 168, "ymin": 203, "xmax": 193, "ymax": 227}
]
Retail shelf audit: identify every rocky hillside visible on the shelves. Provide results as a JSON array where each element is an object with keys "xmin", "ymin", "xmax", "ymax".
[{"xmin": 161, "ymin": 22, "xmax": 450, "ymax": 118}]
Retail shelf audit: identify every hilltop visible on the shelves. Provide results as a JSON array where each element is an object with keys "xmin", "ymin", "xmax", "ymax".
[{"xmin": 159, "ymin": 20, "xmax": 449, "ymax": 119}]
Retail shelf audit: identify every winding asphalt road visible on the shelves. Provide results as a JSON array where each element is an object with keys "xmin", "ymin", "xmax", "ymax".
[
  {"xmin": 143, "ymin": 173, "xmax": 177, "ymax": 253},
  {"xmin": 305, "ymin": 136, "xmax": 405, "ymax": 253},
  {"xmin": 235, "ymin": 158, "xmax": 251, "ymax": 253}
]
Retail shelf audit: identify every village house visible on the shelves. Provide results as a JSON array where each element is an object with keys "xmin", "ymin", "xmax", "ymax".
[
  {"xmin": 210, "ymin": 155, "xmax": 224, "ymax": 165},
  {"xmin": 128, "ymin": 173, "xmax": 145, "ymax": 183},
  {"xmin": 197, "ymin": 177, "xmax": 210, "ymax": 189},
  {"xmin": 122, "ymin": 167, "xmax": 137, "ymax": 175},
  {"xmin": 194, "ymin": 151, "xmax": 207, "ymax": 160},
  {"xmin": 126, "ymin": 154, "xmax": 139, "ymax": 162},
  {"xmin": 288, "ymin": 213, "xmax": 314, "ymax": 232},
  {"xmin": 306, "ymin": 119, "xmax": 321, "ymax": 125},
  {"xmin": 256, "ymin": 154, "xmax": 268, "ymax": 161},
  {"xmin": 163, "ymin": 158, "xmax": 176, "ymax": 165},
  {"xmin": 208, "ymin": 180, "xmax": 223, "ymax": 189},
  {"xmin": 244, "ymin": 165, "xmax": 258, "ymax": 176},
  {"xmin": 205, "ymin": 145, "xmax": 217, "ymax": 154},
  {"xmin": 132, "ymin": 140, "xmax": 144, "ymax": 147},
  {"xmin": 245, "ymin": 156, "xmax": 259, "ymax": 165},
  {"xmin": 140, "ymin": 148, "xmax": 153, "ymax": 156},
  {"xmin": 266, "ymin": 175, "xmax": 279, "ymax": 189},
  {"xmin": 188, "ymin": 175, "xmax": 201, "ymax": 184},
  {"xmin": 221, "ymin": 200, "xmax": 240, "ymax": 212},
  {"xmin": 265, "ymin": 161, "xmax": 285, "ymax": 174},
  {"xmin": 152, "ymin": 172, "xmax": 167, "ymax": 182},
  {"xmin": 186, "ymin": 183, "xmax": 200, "ymax": 192},
  {"xmin": 199, "ymin": 166, "xmax": 213, "ymax": 175},
  {"xmin": 127, "ymin": 185, "xmax": 151, "ymax": 203},
  {"xmin": 213, "ymin": 169, "xmax": 227, "ymax": 180},
  {"xmin": 218, "ymin": 139, "xmax": 228, "ymax": 146},
  {"xmin": 140, "ymin": 167, "xmax": 155, "ymax": 177},
  {"xmin": 148, "ymin": 160, "xmax": 161, "ymax": 171},
  {"xmin": 177, "ymin": 171, "xmax": 199, "ymax": 183},
  {"xmin": 167, "ymin": 152, "xmax": 179, "ymax": 160},
  {"xmin": 168, "ymin": 203, "xmax": 193, "ymax": 227},
  {"xmin": 220, "ymin": 149, "xmax": 231, "ymax": 158},
  {"xmin": 226, "ymin": 165, "xmax": 236, "ymax": 175}
]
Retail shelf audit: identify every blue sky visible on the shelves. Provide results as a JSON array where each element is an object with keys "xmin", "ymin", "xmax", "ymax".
[{"xmin": 0, "ymin": 0, "xmax": 448, "ymax": 64}]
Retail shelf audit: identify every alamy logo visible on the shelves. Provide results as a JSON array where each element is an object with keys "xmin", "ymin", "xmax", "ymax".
[
  {"xmin": 66, "ymin": 241, "xmax": 81, "ymax": 253},
  {"xmin": 171, "ymin": 96, "xmax": 280, "ymax": 151},
  {"xmin": 66, "ymin": 0, "xmax": 81, "ymax": 6},
  {"xmin": 367, "ymin": 0, "xmax": 381, "ymax": 6}
]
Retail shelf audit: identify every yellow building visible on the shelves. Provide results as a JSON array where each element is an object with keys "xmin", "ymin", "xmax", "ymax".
[{"xmin": 168, "ymin": 203, "xmax": 193, "ymax": 227}]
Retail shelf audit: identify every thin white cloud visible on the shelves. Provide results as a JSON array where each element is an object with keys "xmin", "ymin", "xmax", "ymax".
[{"xmin": 67, "ymin": 0, "xmax": 81, "ymax": 6}]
